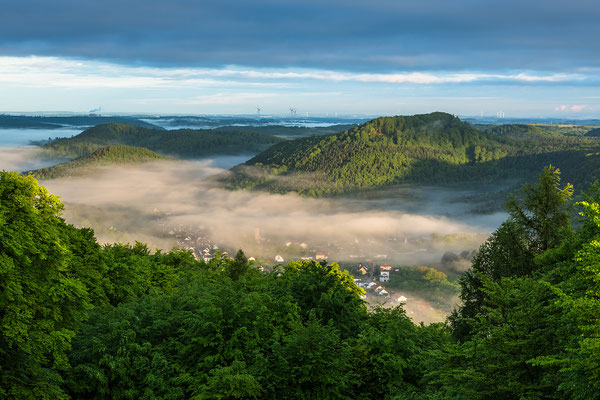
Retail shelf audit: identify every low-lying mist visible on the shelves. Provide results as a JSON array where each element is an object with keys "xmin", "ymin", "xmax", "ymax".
[
  {"xmin": 35, "ymin": 159, "xmax": 505, "ymax": 267},
  {"xmin": 0, "ymin": 147, "xmax": 69, "ymax": 171},
  {"xmin": 2, "ymin": 148, "xmax": 510, "ymax": 323}
]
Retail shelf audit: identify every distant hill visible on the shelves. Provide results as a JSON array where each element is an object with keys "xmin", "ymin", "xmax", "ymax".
[
  {"xmin": 585, "ymin": 127, "xmax": 600, "ymax": 137},
  {"xmin": 0, "ymin": 115, "xmax": 59, "ymax": 129},
  {"xmin": 223, "ymin": 112, "xmax": 600, "ymax": 196},
  {"xmin": 25, "ymin": 145, "xmax": 170, "ymax": 179},
  {"xmin": 484, "ymin": 124, "xmax": 561, "ymax": 139},
  {"xmin": 41, "ymin": 123, "xmax": 285, "ymax": 158},
  {"xmin": 215, "ymin": 124, "xmax": 357, "ymax": 137},
  {"xmin": 0, "ymin": 114, "xmax": 162, "ymax": 130}
]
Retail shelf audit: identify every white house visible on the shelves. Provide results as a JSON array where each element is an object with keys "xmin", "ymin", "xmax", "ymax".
[{"xmin": 379, "ymin": 271, "xmax": 390, "ymax": 282}]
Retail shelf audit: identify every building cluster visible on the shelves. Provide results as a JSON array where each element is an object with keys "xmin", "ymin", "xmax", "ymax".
[{"xmin": 353, "ymin": 263, "xmax": 409, "ymax": 304}]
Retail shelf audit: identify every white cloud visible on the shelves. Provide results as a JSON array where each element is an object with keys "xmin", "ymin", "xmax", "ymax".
[
  {"xmin": 570, "ymin": 104, "xmax": 586, "ymax": 112},
  {"xmin": 0, "ymin": 56, "xmax": 587, "ymax": 91},
  {"xmin": 555, "ymin": 104, "xmax": 587, "ymax": 112}
]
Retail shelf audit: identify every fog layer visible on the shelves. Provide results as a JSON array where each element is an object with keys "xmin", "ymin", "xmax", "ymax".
[{"xmin": 36, "ymin": 159, "xmax": 503, "ymax": 266}]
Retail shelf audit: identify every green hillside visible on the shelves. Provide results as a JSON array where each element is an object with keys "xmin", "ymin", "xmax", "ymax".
[
  {"xmin": 215, "ymin": 123, "xmax": 357, "ymax": 137},
  {"xmin": 224, "ymin": 112, "xmax": 600, "ymax": 196},
  {"xmin": 42, "ymin": 123, "xmax": 284, "ymax": 158},
  {"xmin": 25, "ymin": 145, "xmax": 170, "ymax": 179},
  {"xmin": 0, "ymin": 114, "xmax": 162, "ymax": 129},
  {"xmin": 585, "ymin": 127, "xmax": 600, "ymax": 137},
  {"xmin": 484, "ymin": 124, "xmax": 561, "ymax": 139}
]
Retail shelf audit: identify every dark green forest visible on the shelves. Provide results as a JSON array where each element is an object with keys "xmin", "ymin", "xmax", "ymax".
[
  {"xmin": 24, "ymin": 145, "xmax": 171, "ymax": 180},
  {"xmin": 41, "ymin": 123, "xmax": 284, "ymax": 159},
  {"xmin": 0, "ymin": 115, "xmax": 161, "ymax": 130},
  {"xmin": 2, "ymin": 167, "xmax": 600, "ymax": 399},
  {"xmin": 224, "ymin": 112, "xmax": 600, "ymax": 196},
  {"xmin": 585, "ymin": 127, "xmax": 600, "ymax": 137},
  {"xmin": 214, "ymin": 124, "xmax": 356, "ymax": 137}
]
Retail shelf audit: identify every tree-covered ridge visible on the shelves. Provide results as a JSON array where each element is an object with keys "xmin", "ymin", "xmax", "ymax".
[
  {"xmin": 0, "ymin": 114, "xmax": 162, "ymax": 129},
  {"xmin": 585, "ymin": 127, "xmax": 600, "ymax": 137},
  {"xmin": 224, "ymin": 112, "xmax": 600, "ymax": 196},
  {"xmin": 42, "ymin": 123, "xmax": 284, "ymax": 158},
  {"xmin": 24, "ymin": 145, "xmax": 170, "ymax": 180},
  {"xmin": 484, "ymin": 124, "xmax": 560, "ymax": 138},
  {"xmin": 215, "ymin": 123, "xmax": 357, "ymax": 137}
]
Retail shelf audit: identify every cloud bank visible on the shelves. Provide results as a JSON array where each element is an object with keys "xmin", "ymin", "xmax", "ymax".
[{"xmin": 1, "ymin": 0, "xmax": 599, "ymax": 72}]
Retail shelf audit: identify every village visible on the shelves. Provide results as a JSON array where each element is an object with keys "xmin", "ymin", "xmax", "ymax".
[{"xmin": 162, "ymin": 222, "xmax": 458, "ymax": 323}]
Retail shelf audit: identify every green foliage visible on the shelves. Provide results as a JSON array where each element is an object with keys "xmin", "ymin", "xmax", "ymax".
[
  {"xmin": 5, "ymin": 167, "xmax": 600, "ymax": 398},
  {"xmin": 1, "ymin": 115, "xmax": 161, "ymax": 130},
  {"xmin": 385, "ymin": 266, "xmax": 460, "ymax": 304},
  {"xmin": 429, "ymin": 277, "xmax": 567, "ymax": 400},
  {"xmin": 224, "ymin": 114, "xmax": 600, "ymax": 197},
  {"xmin": 25, "ymin": 145, "xmax": 171, "ymax": 180},
  {"xmin": 228, "ymin": 249, "xmax": 250, "ymax": 280},
  {"xmin": 278, "ymin": 260, "xmax": 367, "ymax": 337},
  {"xmin": 584, "ymin": 127, "xmax": 600, "ymax": 137},
  {"xmin": 451, "ymin": 167, "xmax": 573, "ymax": 340},
  {"xmin": 506, "ymin": 165, "xmax": 573, "ymax": 252},
  {"xmin": 42, "ymin": 123, "xmax": 284, "ymax": 159},
  {"xmin": 0, "ymin": 172, "xmax": 105, "ymax": 399}
]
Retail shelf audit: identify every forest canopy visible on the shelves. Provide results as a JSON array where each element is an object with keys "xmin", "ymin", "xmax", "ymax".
[
  {"xmin": 40, "ymin": 123, "xmax": 284, "ymax": 159},
  {"xmin": 2, "ymin": 167, "xmax": 600, "ymax": 399}
]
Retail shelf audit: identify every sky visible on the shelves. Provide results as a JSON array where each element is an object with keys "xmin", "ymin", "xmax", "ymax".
[{"xmin": 0, "ymin": 0, "xmax": 599, "ymax": 117}]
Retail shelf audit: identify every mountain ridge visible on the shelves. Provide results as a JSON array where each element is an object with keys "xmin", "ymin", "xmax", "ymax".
[
  {"xmin": 25, "ymin": 144, "xmax": 171, "ymax": 179},
  {"xmin": 223, "ymin": 112, "xmax": 600, "ymax": 196}
]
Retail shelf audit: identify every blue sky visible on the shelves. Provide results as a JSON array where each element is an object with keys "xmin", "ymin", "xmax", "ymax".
[{"xmin": 1, "ymin": 0, "xmax": 598, "ymax": 117}]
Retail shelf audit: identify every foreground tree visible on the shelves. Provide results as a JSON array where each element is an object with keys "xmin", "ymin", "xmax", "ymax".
[
  {"xmin": 450, "ymin": 166, "xmax": 573, "ymax": 340},
  {"xmin": 0, "ymin": 172, "xmax": 106, "ymax": 399},
  {"xmin": 506, "ymin": 165, "xmax": 573, "ymax": 252}
]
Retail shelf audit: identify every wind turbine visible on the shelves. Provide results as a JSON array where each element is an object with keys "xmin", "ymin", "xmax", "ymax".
[
  {"xmin": 256, "ymin": 106, "xmax": 262, "ymax": 118},
  {"xmin": 289, "ymin": 106, "xmax": 296, "ymax": 120}
]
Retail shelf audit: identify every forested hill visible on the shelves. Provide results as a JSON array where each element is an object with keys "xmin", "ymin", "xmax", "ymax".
[
  {"xmin": 41, "ymin": 123, "xmax": 285, "ymax": 158},
  {"xmin": 25, "ymin": 145, "xmax": 170, "ymax": 179},
  {"xmin": 0, "ymin": 114, "xmax": 162, "ymax": 129},
  {"xmin": 215, "ymin": 123, "xmax": 357, "ymax": 137},
  {"xmin": 224, "ymin": 112, "xmax": 600, "ymax": 196},
  {"xmin": 484, "ymin": 124, "xmax": 561, "ymax": 139},
  {"xmin": 585, "ymin": 127, "xmax": 600, "ymax": 137}
]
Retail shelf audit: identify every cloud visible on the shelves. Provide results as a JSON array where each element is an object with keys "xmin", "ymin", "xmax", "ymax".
[
  {"xmin": 0, "ymin": 0, "xmax": 598, "ymax": 72},
  {"xmin": 555, "ymin": 104, "xmax": 588, "ymax": 112},
  {"xmin": 570, "ymin": 104, "xmax": 587, "ymax": 112},
  {"xmin": 0, "ymin": 56, "xmax": 590, "ymax": 92}
]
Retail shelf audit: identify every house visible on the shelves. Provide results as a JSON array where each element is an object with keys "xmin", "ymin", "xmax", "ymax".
[
  {"xmin": 315, "ymin": 253, "xmax": 327, "ymax": 260},
  {"xmin": 396, "ymin": 295, "xmax": 408, "ymax": 302},
  {"xmin": 357, "ymin": 265, "xmax": 368, "ymax": 275},
  {"xmin": 379, "ymin": 271, "xmax": 390, "ymax": 282},
  {"xmin": 379, "ymin": 264, "xmax": 393, "ymax": 271},
  {"xmin": 274, "ymin": 255, "xmax": 284, "ymax": 263},
  {"xmin": 378, "ymin": 289, "xmax": 389, "ymax": 296}
]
